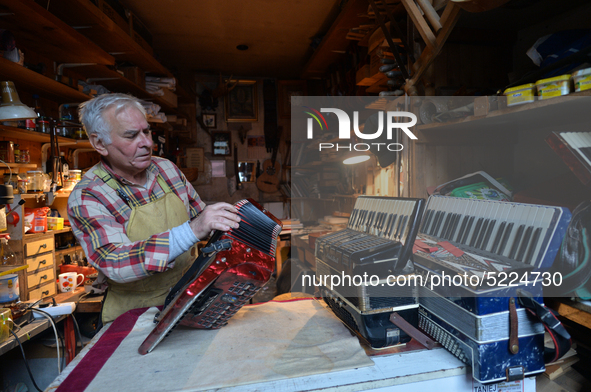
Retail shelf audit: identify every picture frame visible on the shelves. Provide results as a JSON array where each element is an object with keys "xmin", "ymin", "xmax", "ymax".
[
  {"xmin": 278, "ymin": 80, "xmax": 307, "ymax": 119},
  {"xmin": 225, "ymin": 80, "xmax": 258, "ymax": 122},
  {"xmin": 202, "ymin": 113, "xmax": 216, "ymax": 128},
  {"xmin": 211, "ymin": 131, "xmax": 232, "ymax": 156},
  {"xmin": 185, "ymin": 147, "xmax": 205, "ymax": 171}
]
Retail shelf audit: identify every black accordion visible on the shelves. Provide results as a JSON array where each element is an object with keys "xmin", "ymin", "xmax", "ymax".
[
  {"xmin": 316, "ymin": 196, "xmax": 425, "ymax": 348},
  {"xmin": 139, "ymin": 199, "xmax": 282, "ymax": 354}
]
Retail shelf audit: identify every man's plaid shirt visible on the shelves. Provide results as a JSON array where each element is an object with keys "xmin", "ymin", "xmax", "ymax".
[{"xmin": 68, "ymin": 157, "xmax": 205, "ymax": 283}]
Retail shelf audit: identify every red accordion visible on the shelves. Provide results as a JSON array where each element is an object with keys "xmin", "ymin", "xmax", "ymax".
[{"xmin": 139, "ymin": 199, "xmax": 282, "ymax": 354}]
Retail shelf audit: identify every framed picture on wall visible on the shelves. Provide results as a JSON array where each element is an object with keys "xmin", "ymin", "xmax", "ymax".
[
  {"xmin": 278, "ymin": 80, "xmax": 307, "ymax": 118},
  {"xmin": 225, "ymin": 80, "xmax": 258, "ymax": 122},
  {"xmin": 211, "ymin": 131, "xmax": 232, "ymax": 156},
  {"xmin": 202, "ymin": 113, "xmax": 216, "ymax": 128}
]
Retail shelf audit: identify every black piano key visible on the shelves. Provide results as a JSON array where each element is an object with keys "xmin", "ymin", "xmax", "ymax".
[
  {"xmin": 375, "ymin": 212, "xmax": 384, "ymax": 235},
  {"xmin": 419, "ymin": 210, "xmax": 433, "ymax": 233},
  {"xmin": 491, "ymin": 222, "xmax": 506, "ymax": 254},
  {"xmin": 387, "ymin": 214, "xmax": 398, "ymax": 237},
  {"xmin": 469, "ymin": 218, "xmax": 484, "ymax": 247},
  {"xmin": 380, "ymin": 213, "xmax": 390, "ymax": 235},
  {"xmin": 360, "ymin": 210, "xmax": 368, "ymax": 228},
  {"xmin": 365, "ymin": 211, "xmax": 375, "ymax": 230},
  {"xmin": 481, "ymin": 220, "xmax": 496, "ymax": 250},
  {"xmin": 392, "ymin": 215, "xmax": 404, "ymax": 241},
  {"xmin": 427, "ymin": 211, "xmax": 439, "ymax": 235},
  {"xmin": 378, "ymin": 212, "xmax": 387, "ymax": 233},
  {"xmin": 421, "ymin": 209, "xmax": 434, "ymax": 233},
  {"xmin": 432, "ymin": 211, "xmax": 445, "ymax": 237},
  {"xmin": 474, "ymin": 219, "xmax": 489, "ymax": 249},
  {"xmin": 461, "ymin": 216, "xmax": 475, "ymax": 244},
  {"xmin": 524, "ymin": 228, "xmax": 542, "ymax": 265},
  {"xmin": 508, "ymin": 224, "xmax": 525, "ymax": 260},
  {"xmin": 455, "ymin": 216, "xmax": 467, "ymax": 242},
  {"xmin": 498, "ymin": 223, "xmax": 514, "ymax": 255},
  {"xmin": 447, "ymin": 213, "xmax": 460, "ymax": 241},
  {"xmin": 515, "ymin": 226, "xmax": 533, "ymax": 262},
  {"xmin": 441, "ymin": 213, "xmax": 454, "ymax": 239}
]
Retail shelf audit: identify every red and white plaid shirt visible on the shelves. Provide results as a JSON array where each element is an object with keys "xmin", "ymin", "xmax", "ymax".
[{"xmin": 68, "ymin": 157, "xmax": 205, "ymax": 283}]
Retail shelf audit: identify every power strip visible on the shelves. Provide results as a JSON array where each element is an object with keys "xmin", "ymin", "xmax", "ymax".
[{"xmin": 32, "ymin": 302, "xmax": 77, "ymax": 318}]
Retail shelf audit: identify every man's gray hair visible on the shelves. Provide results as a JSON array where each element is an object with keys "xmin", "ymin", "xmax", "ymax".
[{"xmin": 78, "ymin": 93, "xmax": 146, "ymax": 145}]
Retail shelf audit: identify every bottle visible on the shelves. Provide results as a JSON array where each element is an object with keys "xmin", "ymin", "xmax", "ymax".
[
  {"xmin": 60, "ymin": 152, "xmax": 70, "ymax": 179},
  {"xmin": 0, "ymin": 234, "xmax": 17, "ymax": 266}
]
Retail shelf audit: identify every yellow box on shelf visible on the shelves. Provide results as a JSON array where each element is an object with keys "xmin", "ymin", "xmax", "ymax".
[
  {"xmin": 47, "ymin": 217, "xmax": 64, "ymax": 231},
  {"xmin": 535, "ymin": 74, "xmax": 572, "ymax": 99},
  {"xmin": 573, "ymin": 68, "xmax": 591, "ymax": 92},
  {"xmin": 504, "ymin": 83, "xmax": 536, "ymax": 106}
]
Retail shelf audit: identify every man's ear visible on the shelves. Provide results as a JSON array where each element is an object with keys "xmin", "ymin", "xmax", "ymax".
[{"xmin": 89, "ymin": 134, "xmax": 108, "ymax": 157}]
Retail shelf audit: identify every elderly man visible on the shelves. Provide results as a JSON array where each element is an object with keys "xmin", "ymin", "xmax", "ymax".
[{"xmin": 68, "ymin": 93, "xmax": 240, "ymax": 324}]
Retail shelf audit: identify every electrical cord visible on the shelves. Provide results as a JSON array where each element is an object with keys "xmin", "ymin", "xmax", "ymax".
[
  {"xmin": 8, "ymin": 328, "xmax": 44, "ymax": 392},
  {"xmin": 30, "ymin": 308, "xmax": 62, "ymax": 374},
  {"xmin": 71, "ymin": 314, "xmax": 84, "ymax": 353}
]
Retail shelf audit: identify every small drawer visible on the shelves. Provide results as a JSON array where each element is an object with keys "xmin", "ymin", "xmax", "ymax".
[
  {"xmin": 25, "ymin": 238, "xmax": 54, "ymax": 257},
  {"xmin": 26, "ymin": 254, "xmax": 54, "ymax": 272},
  {"xmin": 28, "ymin": 282, "xmax": 57, "ymax": 300},
  {"xmin": 28, "ymin": 268, "xmax": 55, "ymax": 288}
]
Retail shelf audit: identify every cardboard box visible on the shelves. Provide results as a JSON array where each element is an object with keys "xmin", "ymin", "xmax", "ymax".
[{"xmin": 47, "ymin": 217, "xmax": 64, "ymax": 231}]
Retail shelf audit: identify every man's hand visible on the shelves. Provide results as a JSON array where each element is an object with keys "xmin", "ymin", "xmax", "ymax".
[{"xmin": 189, "ymin": 202, "xmax": 240, "ymax": 240}]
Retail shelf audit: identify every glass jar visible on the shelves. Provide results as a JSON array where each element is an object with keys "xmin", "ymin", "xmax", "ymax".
[
  {"xmin": 69, "ymin": 170, "xmax": 82, "ymax": 181},
  {"xmin": 36, "ymin": 119, "xmax": 50, "ymax": 134},
  {"xmin": 20, "ymin": 149, "xmax": 30, "ymax": 163},
  {"xmin": 26, "ymin": 171, "xmax": 44, "ymax": 193},
  {"xmin": 17, "ymin": 179, "xmax": 28, "ymax": 194}
]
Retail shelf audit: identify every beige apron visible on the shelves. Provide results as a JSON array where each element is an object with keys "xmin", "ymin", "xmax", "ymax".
[{"xmin": 95, "ymin": 167, "xmax": 196, "ymax": 323}]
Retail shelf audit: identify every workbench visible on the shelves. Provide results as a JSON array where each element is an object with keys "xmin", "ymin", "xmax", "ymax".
[{"xmin": 45, "ymin": 298, "xmax": 535, "ymax": 392}]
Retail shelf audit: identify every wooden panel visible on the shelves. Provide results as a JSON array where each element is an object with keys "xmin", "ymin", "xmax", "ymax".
[
  {"xmin": 27, "ymin": 266, "xmax": 55, "ymax": 288},
  {"xmin": 28, "ymin": 281, "xmax": 57, "ymax": 300},
  {"xmin": 26, "ymin": 253, "xmax": 54, "ymax": 272},
  {"xmin": 25, "ymin": 238, "xmax": 54, "ymax": 258}
]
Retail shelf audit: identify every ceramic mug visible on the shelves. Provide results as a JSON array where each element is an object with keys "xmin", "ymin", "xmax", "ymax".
[{"xmin": 58, "ymin": 272, "xmax": 85, "ymax": 293}]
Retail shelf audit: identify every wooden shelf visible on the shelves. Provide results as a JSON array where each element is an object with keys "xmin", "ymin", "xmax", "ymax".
[
  {"xmin": 0, "ymin": 58, "xmax": 90, "ymax": 103},
  {"xmin": 414, "ymin": 90, "xmax": 591, "ymax": 145},
  {"xmin": 0, "ymin": 125, "xmax": 91, "ymax": 147},
  {"xmin": 301, "ymin": 0, "xmax": 369, "ymax": 79},
  {"xmin": 418, "ymin": 90, "xmax": 591, "ymax": 133},
  {"xmin": 69, "ymin": 64, "xmax": 178, "ymax": 113},
  {"xmin": 0, "ymin": 163, "xmax": 37, "ymax": 170},
  {"xmin": 46, "ymin": 0, "xmax": 171, "ymax": 76},
  {"xmin": 0, "ymin": 0, "xmax": 113, "ymax": 65}
]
